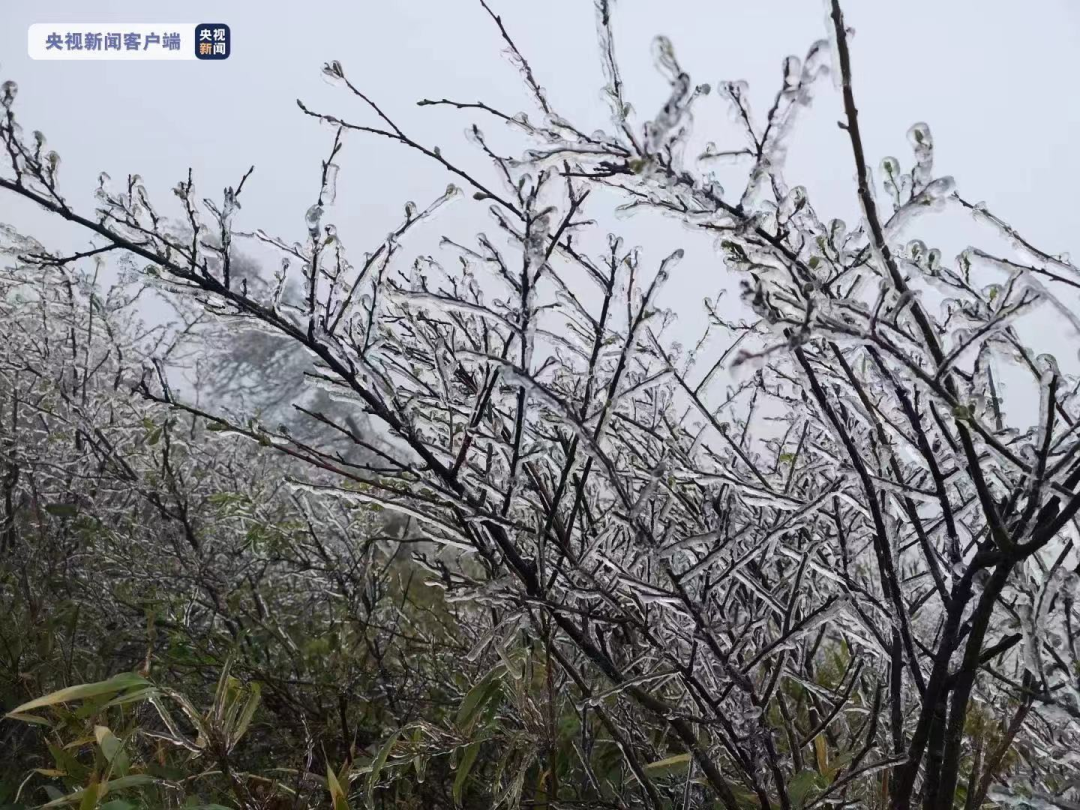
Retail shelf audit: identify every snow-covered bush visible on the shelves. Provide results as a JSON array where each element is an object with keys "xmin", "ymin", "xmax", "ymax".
[{"xmin": 4, "ymin": 2, "xmax": 1080, "ymax": 807}]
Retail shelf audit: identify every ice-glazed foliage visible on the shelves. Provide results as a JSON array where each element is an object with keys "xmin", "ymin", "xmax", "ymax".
[
  {"xmin": 4, "ymin": 0, "xmax": 1080, "ymax": 808},
  {"xmin": 0, "ymin": 238, "xmax": 480, "ymax": 808}
]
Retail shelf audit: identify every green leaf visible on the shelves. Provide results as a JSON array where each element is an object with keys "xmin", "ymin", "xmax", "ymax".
[
  {"xmin": 813, "ymin": 735, "xmax": 829, "ymax": 774},
  {"xmin": 410, "ymin": 726, "xmax": 428, "ymax": 784},
  {"xmin": 644, "ymin": 752, "xmax": 692, "ymax": 777},
  {"xmin": 78, "ymin": 778, "xmax": 102, "ymax": 810},
  {"xmin": 453, "ymin": 742, "xmax": 481, "ymax": 807},
  {"xmin": 456, "ymin": 665, "xmax": 505, "ymax": 731},
  {"xmin": 231, "ymin": 682, "xmax": 261, "ymax": 745},
  {"xmin": 788, "ymin": 770, "xmax": 827, "ymax": 808},
  {"xmin": 74, "ymin": 692, "xmax": 120, "ymax": 720},
  {"xmin": 5, "ymin": 711, "xmax": 52, "ymax": 726},
  {"xmin": 101, "ymin": 686, "xmax": 158, "ymax": 710},
  {"xmin": 6, "ymin": 673, "xmax": 149, "ymax": 718},
  {"xmin": 326, "ymin": 762, "xmax": 350, "ymax": 810},
  {"xmin": 211, "ymin": 660, "xmax": 236, "ymax": 725},
  {"xmin": 366, "ymin": 730, "xmax": 400, "ymax": 807},
  {"xmin": 412, "ymin": 753, "xmax": 428, "ymax": 785},
  {"xmin": 41, "ymin": 775, "xmax": 157, "ymax": 808},
  {"xmin": 94, "ymin": 726, "xmax": 130, "ymax": 778},
  {"xmin": 45, "ymin": 503, "xmax": 78, "ymax": 519},
  {"xmin": 48, "ymin": 743, "xmax": 89, "ymax": 782}
]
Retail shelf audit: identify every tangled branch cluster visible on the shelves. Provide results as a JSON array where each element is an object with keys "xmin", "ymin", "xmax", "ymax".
[{"xmin": 5, "ymin": 2, "xmax": 1080, "ymax": 808}]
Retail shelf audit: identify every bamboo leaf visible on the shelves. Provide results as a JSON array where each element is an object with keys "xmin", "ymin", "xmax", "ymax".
[
  {"xmin": 6, "ymin": 711, "xmax": 52, "ymax": 726},
  {"xmin": 102, "ymin": 687, "xmax": 158, "ymax": 710},
  {"xmin": 326, "ymin": 762, "xmax": 350, "ymax": 810},
  {"xmin": 94, "ymin": 727, "xmax": 130, "ymax": 778},
  {"xmin": 41, "ymin": 775, "xmax": 156, "ymax": 808},
  {"xmin": 788, "ymin": 770, "xmax": 826, "ymax": 808},
  {"xmin": 644, "ymin": 752, "xmax": 692, "ymax": 777},
  {"xmin": 6, "ymin": 674, "xmax": 149, "ymax": 717},
  {"xmin": 365, "ymin": 729, "xmax": 400, "ymax": 807},
  {"xmin": 78, "ymin": 778, "xmax": 102, "ymax": 810},
  {"xmin": 813, "ymin": 734, "xmax": 829, "ymax": 774},
  {"xmin": 230, "ymin": 682, "xmax": 261, "ymax": 745},
  {"xmin": 453, "ymin": 742, "xmax": 481, "ymax": 806},
  {"xmin": 211, "ymin": 660, "xmax": 236, "ymax": 725},
  {"xmin": 456, "ymin": 665, "xmax": 505, "ymax": 731}
]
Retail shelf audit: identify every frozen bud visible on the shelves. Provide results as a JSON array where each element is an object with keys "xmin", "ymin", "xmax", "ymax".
[
  {"xmin": 921, "ymin": 176, "xmax": 955, "ymax": 201},
  {"xmin": 1017, "ymin": 443, "xmax": 1038, "ymax": 465},
  {"xmin": 829, "ymin": 218, "xmax": 847, "ymax": 244},
  {"xmin": 304, "ymin": 203, "xmax": 323, "ymax": 237},
  {"xmin": 652, "ymin": 35, "xmax": 679, "ymax": 78},
  {"xmin": 1064, "ymin": 572, "xmax": 1080, "ymax": 603},
  {"xmin": 0, "ymin": 80, "xmax": 17, "ymax": 108},
  {"xmin": 780, "ymin": 185, "xmax": 807, "ymax": 218},
  {"xmin": 464, "ymin": 125, "xmax": 484, "ymax": 148},
  {"xmin": 703, "ymin": 179, "xmax": 725, "ymax": 200},
  {"xmin": 321, "ymin": 163, "xmax": 339, "ymax": 205},
  {"xmin": 321, "ymin": 60, "xmax": 346, "ymax": 86},
  {"xmin": 908, "ymin": 122, "xmax": 934, "ymax": 187},
  {"xmin": 907, "ymin": 122, "xmax": 933, "ymax": 150},
  {"xmin": 783, "ymin": 55, "xmax": 801, "ymax": 88},
  {"xmin": 1035, "ymin": 353, "xmax": 1059, "ymax": 378}
]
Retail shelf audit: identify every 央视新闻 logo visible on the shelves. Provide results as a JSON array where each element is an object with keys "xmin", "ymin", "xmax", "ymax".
[{"xmin": 195, "ymin": 23, "xmax": 229, "ymax": 60}]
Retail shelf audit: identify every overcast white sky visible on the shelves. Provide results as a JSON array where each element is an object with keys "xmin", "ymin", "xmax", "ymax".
[{"xmin": 3, "ymin": 0, "xmax": 1079, "ymax": 370}]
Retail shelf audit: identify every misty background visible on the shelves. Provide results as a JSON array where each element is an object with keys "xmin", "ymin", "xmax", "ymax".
[{"xmin": 2, "ymin": 0, "xmax": 1079, "ymax": 419}]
